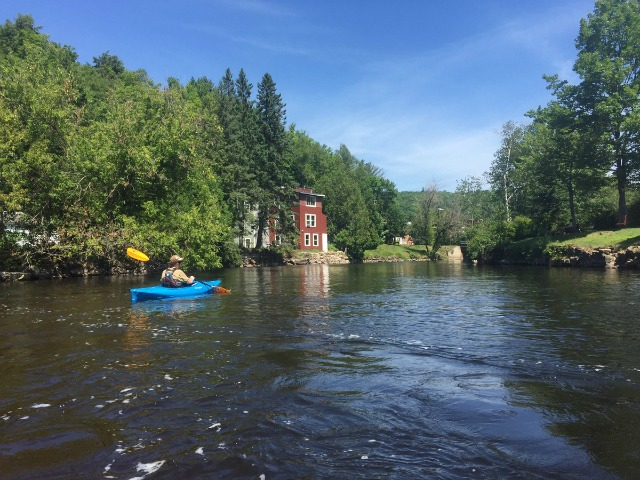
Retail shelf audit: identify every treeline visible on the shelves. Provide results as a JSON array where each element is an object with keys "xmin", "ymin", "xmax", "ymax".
[
  {"xmin": 0, "ymin": 14, "xmax": 404, "ymax": 273},
  {"xmin": 412, "ymin": 0, "xmax": 640, "ymax": 261},
  {"xmin": 5, "ymin": 1, "xmax": 639, "ymax": 273}
]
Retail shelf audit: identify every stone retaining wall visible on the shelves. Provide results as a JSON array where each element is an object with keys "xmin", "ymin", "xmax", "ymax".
[
  {"xmin": 548, "ymin": 246, "xmax": 640, "ymax": 269},
  {"xmin": 241, "ymin": 250, "xmax": 349, "ymax": 267},
  {"xmin": 285, "ymin": 251, "xmax": 349, "ymax": 265}
]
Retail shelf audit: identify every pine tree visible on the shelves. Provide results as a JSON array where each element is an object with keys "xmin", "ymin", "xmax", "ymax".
[{"xmin": 255, "ymin": 73, "xmax": 292, "ymax": 247}]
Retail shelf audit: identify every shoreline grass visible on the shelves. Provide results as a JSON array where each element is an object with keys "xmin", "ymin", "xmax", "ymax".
[{"xmin": 363, "ymin": 244, "xmax": 432, "ymax": 261}]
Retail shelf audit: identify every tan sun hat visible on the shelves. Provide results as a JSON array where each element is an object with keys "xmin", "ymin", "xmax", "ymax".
[{"xmin": 169, "ymin": 254, "xmax": 184, "ymax": 263}]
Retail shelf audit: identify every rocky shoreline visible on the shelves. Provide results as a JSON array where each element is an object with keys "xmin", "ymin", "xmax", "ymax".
[
  {"xmin": 496, "ymin": 245, "xmax": 640, "ymax": 269},
  {"xmin": 548, "ymin": 245, "xmax": 640, "ymax": 268}
]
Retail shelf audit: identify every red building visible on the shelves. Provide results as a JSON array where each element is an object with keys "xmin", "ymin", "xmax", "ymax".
[{"xmin": 292, "ymin": 188, "xmax": 328, "ymax": 251}]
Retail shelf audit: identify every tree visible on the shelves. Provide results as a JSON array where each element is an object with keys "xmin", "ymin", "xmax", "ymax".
[
  {"xmin": 526, "ymin": 89, "xmax": 607, "ymax": 233},
  {"xmin": 414, "ymin": 186, "xmax": 436, "ymax": 248},
  {"xmin": 316, "ymin": 158, "xmax": 378, "ymax": 260},
  {"xmin": 455, "ymin": 176, "xmax": 493, "ymax": 227},
  {"xmin": 0, "ymin": 14, "xmax": 43, "ymax": 60},
  {"xmin": 487, "ymin": 121, "xmax": 528, "ymax": 222},
  {"xmin": 572, "ymin": 0, "xmax": 640, "ymax": 225},
  {"xmin": 92, "ymin": 51, "xmax": 125, "ymax": 77},
  {"xmin": 255, "ymin": 73, "xmax": 293, "ymax": 247},
  {"xmin": 413, "ymin": 185, "xmax": 453, "ymax": 257},
  {"xmin": 287, "ymin": 128, "xmax": 335, "ymax": 188},
  {"xmin": 208, "ymin": 69, "xmax": 257, "ymax": 246},
  {"xmin": 0, "ymin": 15, "xmax": 81, "ymax": 252}
]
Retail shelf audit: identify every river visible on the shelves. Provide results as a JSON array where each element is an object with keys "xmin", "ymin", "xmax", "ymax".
[{"xmin": 1, "ymin": 261, "xmax": 639, "ymax": 479}]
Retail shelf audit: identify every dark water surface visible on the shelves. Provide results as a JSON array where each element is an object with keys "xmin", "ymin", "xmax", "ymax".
[{"xmin": 1, "ymin": 262, "xmax": 640, "ymax": 479}]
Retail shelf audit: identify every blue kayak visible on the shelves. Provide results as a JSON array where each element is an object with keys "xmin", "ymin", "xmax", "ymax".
[{"xmin": 130, "ymin": 280, "xmax": 222, "ymax": 302}]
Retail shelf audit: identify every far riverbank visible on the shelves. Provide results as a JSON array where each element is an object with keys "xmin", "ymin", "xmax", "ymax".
[
  {"xmin": 2, "ymin": 229, "xmax": 640, "ymax": 281},
  {"xmin": 492, "ymin": 228, "xmax": 640, "ymax": 269}
]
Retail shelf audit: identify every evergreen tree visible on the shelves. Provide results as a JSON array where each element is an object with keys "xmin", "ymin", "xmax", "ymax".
[
  {"xmin": 255, "ymin": 72, "xmax": 293, "ymax": 247},
  {"xmin": 211, "ymin": 69, "xmax": 255, "ymax": 245},
  {"xmin": 233, "ymin": 69, "xmax": 261, "ymax": 245}
]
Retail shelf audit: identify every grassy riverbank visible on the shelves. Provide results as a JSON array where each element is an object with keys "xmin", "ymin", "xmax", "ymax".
[
  {"xmin": 362, "ymin": 228, "xmax": 640, "ymax": 265},
  {"xmin": 505, "ymin": 228, "xmax": 640, "ymax": 258},
  {"xmin": 363, "ymin": 244, "xmax": 432, "ymax": 261}
]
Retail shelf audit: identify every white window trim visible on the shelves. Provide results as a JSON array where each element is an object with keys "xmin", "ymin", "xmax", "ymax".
[
  {"xmin": 313, "ymin": 233, "xmax": 319, "ymax": 247},
  {"xmin": 304, "ymin": 233, "xmax": 311, "ymax": 246},
  {"xmin": 306, "ymin": 195, "xmax": 316, "ymax": 207},
  {"xmin": 305, "ymin": 214, "xmax": 316, "ymax": 228}
]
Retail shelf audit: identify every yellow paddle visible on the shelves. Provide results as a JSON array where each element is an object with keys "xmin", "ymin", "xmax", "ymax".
[
  {"xmin": 127, "ymin": 247, "xmax": 149, "ymax": 262},
  {"xmin": 126, "ymin": 248, "xmax": 231, "ymax": 294}
]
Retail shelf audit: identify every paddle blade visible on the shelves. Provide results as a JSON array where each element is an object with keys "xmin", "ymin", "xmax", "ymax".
[
  {"xmin": 213, "ymin": 286, "xmax": 231, "ymax": 294},
  {"xmin": 127, "ymin": 247, "xmax": 150, "ymax": 262}
]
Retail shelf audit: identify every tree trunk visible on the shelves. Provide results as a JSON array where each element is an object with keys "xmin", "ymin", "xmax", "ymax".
[
  {"xmin": 567, "ymin": 174, "xmax": 577, "ymax": 231},
  {"xmin": 255, "ymin": 214, "xmax": 265, "ymax": 249},
  {"xmin": 616, "ymin": 155, "xmax": 628, "ymax": 225}
]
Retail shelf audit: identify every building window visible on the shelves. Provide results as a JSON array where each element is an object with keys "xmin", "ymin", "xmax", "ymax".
[
  {"xmin": 304, "ymin": 233, "xmax": 311, "ymax": 246},
  {"xmin": 305, "ymin": 214, "xmax": 316, "ymax": 228},
  {"xmin": 306, "ymin": 195, "xmax": 316, "ymax": 207},
  {"xmin": 313, "ymin": 234, "xmax": 319, "ymax": 247},
  {"xmin": 243, "ymin": 238, "xmax": 251, "ymax": 248}
]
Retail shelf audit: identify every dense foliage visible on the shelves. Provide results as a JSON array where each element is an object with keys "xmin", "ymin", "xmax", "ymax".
[
  {"xmin": 0, "ymin": 15, "xmax": 403, "ymax": 272},
  {"xmin": 4, "ymin": 1, "xmax": 640, "ymax": 272},
  {"xmin": 452, "ymin": 0, "xmax": 640, "ymax": 261}
]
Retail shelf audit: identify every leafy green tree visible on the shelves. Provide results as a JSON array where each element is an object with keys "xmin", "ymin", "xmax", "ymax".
[
  {"xmin": 487, "ymin": 121, "xmax": 528, "ymax": 222},
  {"xmin": 524, "ymin": 93, "xmax": 607, "ymax": 233},
  {"xmin": 334, "ymin": 144, "xmax": 403, "ymax": 244},
  {"xmin": 287, "ymin": 128, "xmax": 335, "ymax": 188},
  {"xmin": 317, "ymin": 158, "xmax": 378, "ymax": 260},
  {"xmin": 0, "ymin": 15, "xmax": 81, "ymax": 253},
  {"xmin": 572, "ymin": 0, "xmax": 640, "ymax": 225},
  {"xmin": 0, "ymin": 14, "xmax": 410, "ymax": 273},
  {"xmin": 92, "ymin": 51, "xmax": 125, "ymax": 76},
  {"xmin": 455, "ymin": 176, "xmax": 493, "ymax": 227},
  {"xmin": 413, "ymin": 187, "xmax": 435, "ymax": 247},
  {"xmin": 414, "ymin": 185, "xmax": 459, "ymax": 257}
]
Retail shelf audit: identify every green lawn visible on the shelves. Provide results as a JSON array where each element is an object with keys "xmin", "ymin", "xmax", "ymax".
[
  {"xmin": 363, "ymin": 244, "xmax": 431, "ymax": 260},
  {"xmin": 505, "ymin": 227, "xmax": 640, "ymax": 259},
  {"xmin": 549, "ymin": 228, "xmax": 640, "ymax": 249}
]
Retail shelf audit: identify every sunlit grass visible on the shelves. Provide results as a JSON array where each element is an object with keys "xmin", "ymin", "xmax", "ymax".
[
  {"xmin": 549, "ymin": 228, "xmax": 640, "ymax": 249},
  {"xmin": 364, "ymin": 244, "xmax": 430, "ymax": 260},
  {"xmin": 506, "ymin": 228, "xmax": 640, "ymax": 259}
]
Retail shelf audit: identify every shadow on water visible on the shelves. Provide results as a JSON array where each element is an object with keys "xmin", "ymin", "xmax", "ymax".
[{"xmin": 492, "ymin": 267, "xmax": 640, "ymax": 479}]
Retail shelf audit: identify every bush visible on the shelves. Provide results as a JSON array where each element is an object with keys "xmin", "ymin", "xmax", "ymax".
[
  {"xmin": 464, "ymin": 220, "xmax": 516, "ymax": 261},
  {"xmin": 512, "ymin": 216, "xmax": 534, "ymax": 240}
]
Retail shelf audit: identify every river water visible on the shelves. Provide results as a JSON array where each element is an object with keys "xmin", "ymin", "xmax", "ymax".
[{"xmin": 1, "ymin": 261, "xmax": 639, "ymax": 479}]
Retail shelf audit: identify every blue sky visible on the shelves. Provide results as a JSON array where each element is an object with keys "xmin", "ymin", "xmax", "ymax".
[{"xmin": 3, "ymin": 1, "xmax": 595, "ymax": 191}]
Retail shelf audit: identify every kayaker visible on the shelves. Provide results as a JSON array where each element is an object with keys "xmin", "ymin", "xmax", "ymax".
[{"xmin": 161, "ymin": 255, "xmax": 195, "ymax": 287}]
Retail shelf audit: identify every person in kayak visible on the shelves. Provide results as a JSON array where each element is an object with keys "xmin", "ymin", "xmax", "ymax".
[{"xmin": 161, "ymin": 255, "xmax": 195, "ymax": 287}]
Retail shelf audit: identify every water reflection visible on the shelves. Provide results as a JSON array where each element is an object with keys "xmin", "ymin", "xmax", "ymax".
[
  {"xmin": 129, "ymin": 297, "xmax": 212, "ymax": 319},
  {"xmin": 489, "ymin": 267, "xmax": 640, "ymax": 477}
]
